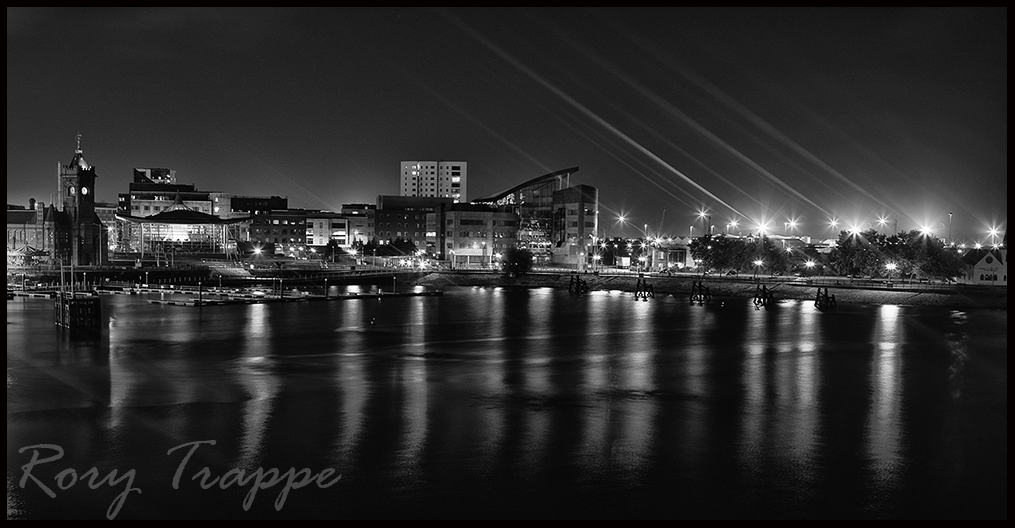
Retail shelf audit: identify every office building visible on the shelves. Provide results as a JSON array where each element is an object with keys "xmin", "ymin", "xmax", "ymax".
[{"xmin": 400, "ymin": 161, "xmax": 467, "ymax": 203}]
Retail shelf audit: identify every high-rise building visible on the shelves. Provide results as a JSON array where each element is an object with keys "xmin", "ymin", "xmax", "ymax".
[{"xmin": 400, "ymin": 161, "xmax": 467, "ymax": 203}]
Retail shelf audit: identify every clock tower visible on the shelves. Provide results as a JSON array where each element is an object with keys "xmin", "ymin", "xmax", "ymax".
[{"xmin": 58, "ymin": 135, "xmax": 100, "ymax": 265}]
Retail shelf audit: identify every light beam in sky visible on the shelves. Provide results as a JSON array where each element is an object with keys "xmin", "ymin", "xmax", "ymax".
[{"xmin": 440, "ymin": 9, "xmax": 748, "ymax": 220}]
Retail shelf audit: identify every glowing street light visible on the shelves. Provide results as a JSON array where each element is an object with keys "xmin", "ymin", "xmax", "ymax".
[
  {"xmin": 697, "ymin": 210, "xmax": 710, "ymax": 236},
  {"xmin": 784, "ymin": 219, "xmax": 798, "ymax": 236},
  {"xmin": 828, "ymin": 219, "xmax": 840, "ymax": 239},
  {"xmin": 727, "ymin": 219, "xmax": 739, "ymax": 234},
  {"xmin": 753, "ymin": 259, "xmax": 764, "ymax": 279}
]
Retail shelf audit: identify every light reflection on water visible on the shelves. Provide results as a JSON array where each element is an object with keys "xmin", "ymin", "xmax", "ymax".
[{"xmin": 6, "ymin": 287, "xmax": 1007, "ymax": 519}]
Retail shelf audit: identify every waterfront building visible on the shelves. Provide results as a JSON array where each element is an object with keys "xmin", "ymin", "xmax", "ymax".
[
  {"xmin": 644, "ymin": 236, "xmax": 695, "ymax": 271},
  {"xmin": 7, "ymin": 200, "xmax": 56, "ymax": 267},
  {"xmin": 341, "ymin": 203, "xmax": 375, "ymax": 244},
  {"xmin": 425, "ymin": 203, "xmax": 520, "ymax": 266},
  {"xmin": 550, "ymin": 184, "xmax": 598, "ymax": 269},
  {"xmin": 400, "ymin": 161, "xmax": 467, "ymax": 203},
  {"xmin": 306, "ymin": 211, "xmax": 351, "ymax": 250},
  {"xmin": 963, "ymin": 233, "xmax": 1007, "ymax": 285},
  {"xmin": 376, "ymin": 195, "xmax": 454, "ymax": 253},
  {"xmin": 115, "ymin": 194, "xmax": 250, "ymax": 261},
  {"xmin": 7, "ymin": 140, "xmax": 109, "ymax": 267},
  {"xmin": 472, "ymin": 167, "xmax": 578, "ymax": 266},
  {"xmin": 118, "ymin": 168, "xmax": 216, "ymax": 217},
  {"xmin": 94, "ymin": 202, "xmax": 119, "ymax": 252},
  {"xmin": 230, "ymin": 195, "xmax": 289, "ymax": 218},
  {"xmin": 248, "ymin": 209, "xmax": 308, "ymax": 254}
]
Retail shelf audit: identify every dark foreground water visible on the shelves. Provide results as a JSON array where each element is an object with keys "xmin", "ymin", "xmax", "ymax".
[{"xmin": 7, "ymin": 286, "xmax": 1008, "ymax": 519}]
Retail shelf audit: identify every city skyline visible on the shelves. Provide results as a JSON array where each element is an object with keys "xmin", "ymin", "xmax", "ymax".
[{"xmin": 7, "ymin": 7, "xmax": 1007, "ymax": 243}]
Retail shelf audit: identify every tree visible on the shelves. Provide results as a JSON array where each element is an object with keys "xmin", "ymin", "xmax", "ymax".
[
  {"xmin": 829, "ymin": 229, "xmax": 882, "ymax": 277},
  {"xmin": 690, "ymin": 234, "xmax": 750, "ymax": 274},
  {"xmin": 828, "ymin": 228, "xmax": 966, "ymax": 280},
  {"xmin": 323, "ymin": 239, "xmax": 345, "ymax": 261},
  {"xmin": 500, "ymin": 246, "xmax": 533, "ymax": 276}
]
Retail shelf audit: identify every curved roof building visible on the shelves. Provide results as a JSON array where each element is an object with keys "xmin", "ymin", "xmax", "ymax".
[
  {"xmin": 471, "ymin": 167, "xmax": 579, "ymax": 205},
  {"xmin": 471, "ymin": 167, "xmax": 582, "ymax": 265}
]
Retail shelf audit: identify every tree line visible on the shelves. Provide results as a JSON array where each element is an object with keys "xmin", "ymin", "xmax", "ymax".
[{"xmin": 689, "ymin": 229, "xmax": 966, "ymax": 280}]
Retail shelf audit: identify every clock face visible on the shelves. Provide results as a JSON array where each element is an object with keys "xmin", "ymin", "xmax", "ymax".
[
  {"xmin": 69, "ymin": 186, "xmax": 76, "ymax": 196},
  {"xmin": 81, "ymin": 186, "xmax": 89, "ymax": 195}
]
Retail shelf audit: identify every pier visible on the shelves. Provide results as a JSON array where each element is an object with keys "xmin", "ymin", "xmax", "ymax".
[{"xmin": 145, "ymin": 288, "xmax": 443, "ymax": 307}]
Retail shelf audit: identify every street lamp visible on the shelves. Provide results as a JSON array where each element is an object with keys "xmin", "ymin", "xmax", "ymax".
[
  {"xmin": 615, "ymin": 214, "xmax": 628, "ymax": 239},
  {"xmin": 877, "ymin": 216, "xmax": 889, "ymax": 234},
  {"xmin": 829, "ymin": 219, "xmax": 840, "ymax": 239},
  {"xmin": 885, "ymin": 261, "xmax": 897, "ymax": 281},
  {"xmin": 753, "ymin": 259, "xmax": 764, "ymax": 279},
  {"xmin": 697, "ymin": 209, "xmax": 707, "ymax": 232},
  {"xmin": 948, "ymin": 213, "xmax": 953, "ymax": 246}
]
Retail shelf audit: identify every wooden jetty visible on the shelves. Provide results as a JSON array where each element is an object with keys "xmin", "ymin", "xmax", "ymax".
[{"xmin": 146, "ymin": 289, "xmax": 443, "ymax": 307}]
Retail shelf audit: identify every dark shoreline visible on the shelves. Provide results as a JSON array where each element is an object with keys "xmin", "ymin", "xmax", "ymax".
[{"xmin": 415, "ymin": 271, "xmax": 1007, "ymax": 310}]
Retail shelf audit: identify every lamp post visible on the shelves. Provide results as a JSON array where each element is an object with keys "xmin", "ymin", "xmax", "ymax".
[
  {"xmin": 829, "ymin": 219, "xmax": 839, "ymax": 240},
  {"xmin": 948, "ymin": 213, "xmax": 953, "ymax": 247},
  {"xmin": 754, "ymin": 259, "xmax": 764, "ymax": 279}
]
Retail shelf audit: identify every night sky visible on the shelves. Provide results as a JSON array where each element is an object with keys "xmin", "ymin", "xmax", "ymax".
[{"xmin": 7, "ymin": 7, "xmax": 1007, "ymax": 243}]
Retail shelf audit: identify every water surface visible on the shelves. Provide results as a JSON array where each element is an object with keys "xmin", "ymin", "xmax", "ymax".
[{"xmin": 6, "ymin": 287, "xmax": 1008, "ymax": 519}]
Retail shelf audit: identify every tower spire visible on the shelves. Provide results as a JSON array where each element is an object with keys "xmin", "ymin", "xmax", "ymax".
[{"xmin": 76, "ymin": 132, "xmax": 82, "ymax": 154}]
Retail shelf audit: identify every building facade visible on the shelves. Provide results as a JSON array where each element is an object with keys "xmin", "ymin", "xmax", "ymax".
[
  {"xmin": 400, "ymin": 161, "xmax": 467, "ymax": 203},
  {"xmin": 550, "ymin": 184, "xmax": 599, "ymax": 268},
  {"xmin": 426, "ymin": 204, "xmax": 519, "ymax": 267},
  {"xmin": 7, "ymin": 142, "xmax": 108, "ymax": 267},
  {"xmin": 375, "ymin": 195, "xmax": 454, "ymax": 253},
  {"xmin": 118, "ymin": 169, "xmax": 217, "ymax": 218},
  {"xmin": 306, "ymin": 211, "xmax": 350, "ymax": 249},
  {"xmin": 472, "ymin": 167, "xmax": 579, "ymax": 266},
  {"xmin": 341, "ymin": 203, "xmax": 375, "ymax": 244},
  {"xmin": 7, "ymin": 200, "xmax": 55, "ymax": 266},
  {"xmin": 249, "ymin": 209, "xmax": 308, "ymax": 254},
  {"xmin": 231, "ymin": 195, "xmax": 288, "ymax": 217}
]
